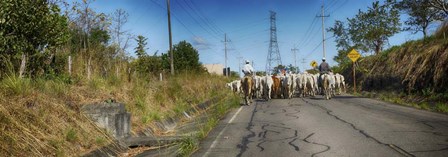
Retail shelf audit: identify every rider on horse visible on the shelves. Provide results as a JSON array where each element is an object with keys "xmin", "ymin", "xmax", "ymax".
[
  {"xmin": 241, "ymin": 60, "xmax": 254, "ymax": 105},
  {"xmin": 319, "ymin": 58, "xmax": 331, "ymax": 94},
  {"xmin": 242, "ymin": 60, "xmax": 254, "ymax": 77}
]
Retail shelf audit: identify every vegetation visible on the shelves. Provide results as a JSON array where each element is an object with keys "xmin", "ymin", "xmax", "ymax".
[
  {"xmin": 176, "ymin": 92, "xmax": 240, "ymax": 156},
  {"xmin": 161, "ymin": 40, "xmax": 206, "ymax": 73},
  {"xmin": 328, "ymin": 0, "xmax": 401, "ymax": 55},
  {"xmin": 396, "ymin": 0, "xmax": 445, "ymax": 37},
  {"xmin": 326, "ymin": 0, "xmax": 447, "ymax": 113},
  {"xmin": 0, "ymin": 0, "xmax": 235, "ymax": 156},
  {"xmin": 336, "ymin": 21, "xmax": 448, "ymax": 113}
]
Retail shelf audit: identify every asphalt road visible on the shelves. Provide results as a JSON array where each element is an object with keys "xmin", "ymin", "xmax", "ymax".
[{"xmin": 192, "ymin": 94, "xmax": 448, "ymax": 157}]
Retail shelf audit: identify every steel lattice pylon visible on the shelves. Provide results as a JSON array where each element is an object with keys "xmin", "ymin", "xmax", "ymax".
[{"xmin": 266, "ymin": 11, "xmax": 282, "ymax": 75}]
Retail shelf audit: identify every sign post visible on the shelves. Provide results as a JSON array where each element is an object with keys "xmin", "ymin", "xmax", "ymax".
[{"xmin": 347, "ymin": 49, "xmax": 360, "ymax": 93}]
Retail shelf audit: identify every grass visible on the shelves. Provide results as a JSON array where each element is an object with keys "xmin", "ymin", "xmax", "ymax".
[
  {"xmin": 175, "ymin": 92, "xmax": 240, "ymax": 156},
  {"xmin": 0, "ymin": 70, "xmax": 234, "ymax": 156},
  {"xmin": 178, "ymin": 136, "xmax": 198, "ymax": 157},
  {"xmin": 359, "ymin": 91, "xmax": 448, "ymax": 114}
]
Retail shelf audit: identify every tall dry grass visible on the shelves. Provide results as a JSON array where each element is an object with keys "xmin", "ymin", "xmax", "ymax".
[
  {"xmin": 359, "ymin": 21, "xmax": 448, "ymax": 94},
  {"xmin": 0, "ymin": 67, "xmax": 233, "ymax": 156}
]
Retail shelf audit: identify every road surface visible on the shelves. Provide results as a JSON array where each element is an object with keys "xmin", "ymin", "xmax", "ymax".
[{"xmin": 192, "ymin": 95, "xmax": 448, "ymax": 157}]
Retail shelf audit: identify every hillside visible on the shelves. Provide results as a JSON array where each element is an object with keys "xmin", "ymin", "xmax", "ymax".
[
  {"xmin": 341, "ymin": 22, "xmax": 448, "ymax": 110},
  {"xmin": 0, "ymin": 73, "xmax": 236, "ymax": 156}
]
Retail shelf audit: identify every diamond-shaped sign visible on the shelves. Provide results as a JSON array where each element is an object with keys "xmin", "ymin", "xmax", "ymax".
[
  {"xmin": 310, "ymin": 60, "xmax": 318, "ymax": 68},
  {"xmin": 347, "ymin": 49, "xmax": 361, "ymax": 62}
]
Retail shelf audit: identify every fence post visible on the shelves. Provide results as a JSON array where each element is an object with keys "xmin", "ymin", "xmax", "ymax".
[
  {"xmin": 68, "ymin": 55, "xmax": 72, "ymax": 76},
  {"xmin": 19, "ymin": 54, "xmax": 26, "ymax": 78}
]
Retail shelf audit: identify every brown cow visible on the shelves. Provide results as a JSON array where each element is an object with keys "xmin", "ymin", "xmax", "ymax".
[
  {"xmin": 242, "ymin": 76, "xmax": 253, "ymax": 105},
  {"xmin": 271, "ymin": 75, "xmax": 281, "ymax": 99}
]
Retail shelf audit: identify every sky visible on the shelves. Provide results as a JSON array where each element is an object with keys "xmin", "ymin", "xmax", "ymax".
[{"xmin": 79, "ymin": 0, "xmax": 430, "ymax": 75}]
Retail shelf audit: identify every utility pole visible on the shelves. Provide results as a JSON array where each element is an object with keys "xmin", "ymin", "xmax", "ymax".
[
  {"xmin": 316, "ymin": 0, "xmax": 329, "ymax": 59},
  {"xmin": 222, "ymin": 33, "xmax": 230, "ymax": 77},
  {"xmin": 301, "ymin": 59, "xmax": 306, "ymax": 72},
  {"xmin": 237, "ymin": 56, "xmax": 242, "ymax": 77},
  {"xmin": 167, "ymin": 0, "xmax": 174, "ymax": 75},
  {"xmin": 291, "ymin": 47, "xmax": 298, "ymax": 73}
]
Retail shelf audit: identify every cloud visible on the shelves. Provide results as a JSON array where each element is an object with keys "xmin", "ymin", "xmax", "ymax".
[{"xmin": 192, "ymin": 36, "xmax": 212, "ymax": 50}]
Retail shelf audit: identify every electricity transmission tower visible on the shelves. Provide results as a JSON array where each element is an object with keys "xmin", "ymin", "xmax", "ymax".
[{"xmin": 265, "ymin": 11, "xmax": 282, "ymax": 75}]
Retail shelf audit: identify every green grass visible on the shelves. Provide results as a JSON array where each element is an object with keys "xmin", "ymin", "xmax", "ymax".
[
  {"xmin": 66, "ymin": 128, "xmax": 78, "ymax": 142},
  {"xmin": 435, "ymin": 103, "xmax": 448, "ymax": 113},
  {"xmin": 0, "ymin": 75, "xmax": 33, "ymax": 96},
  {"xmin": 178, "ymin": 136, "xmax": 198, "ymax": 157},
  {"xmin": 361, "ymin": 91, "xmax": 448, "ymax": 114}
]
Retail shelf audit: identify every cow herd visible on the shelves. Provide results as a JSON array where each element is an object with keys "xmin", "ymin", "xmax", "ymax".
[{"xmin": 226, "ymin": 72, "xmax": 346, "ymax": 102}]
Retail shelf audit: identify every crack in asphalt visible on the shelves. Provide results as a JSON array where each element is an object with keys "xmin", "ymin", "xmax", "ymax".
[
  {"xmin": 303, "ymin": 133, "xmax": 331, "ymax": 157},
  {"xmin": 256, "ymin": 128, "xmax": 299, "ymax": 152},
  {"xmin": 391, "ymin": 130, "xmax": 448, "ymax": 137},
  {"xmin": 409, "ymin": 144, "xmax": 448, "ymax": 153},
  {"xmin": 302, "ymin": 98, "xmax": 416, "ymax": 157},
  {"xmin": 285, "ymin": 108, "xmax": 300, "ymax": 119},
  {"xmin": 236, "ymin": 101, "xmax": 259, "ymax": 157},
  {"xmin": 421, "ymin": 121, "xmax": 435, "ymax": 129},
  {"xmin": 256, "ymin": 123, "xmax": 295, "ymax": 151},
  {"xmin": 288, "ymin": 130, "xmax": 300, "ymax": 151}
]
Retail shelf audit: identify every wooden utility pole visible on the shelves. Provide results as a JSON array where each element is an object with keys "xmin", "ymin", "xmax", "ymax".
[
  {"xmin": 317, "ymin": 0, "xmax": 329, "ymax": 58},
  {"xmin": 291, "ymin": 47, "xmax": 298, "ymax": 73},
  {"xmin": 167, "ymin": 0, "xmax": 174, "ymax": 75},
  {"xmin": 223, "ymin": 34, "xmax": 229, "ymax": 77}
]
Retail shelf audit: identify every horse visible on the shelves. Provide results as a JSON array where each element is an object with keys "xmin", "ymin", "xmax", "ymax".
[
  {"xmin": 242, "ymin": 76, "xmax": 253, "ymax": 105},
  {"xmin": 321, "ymin": 74, "xmax": 332, "ymax": 100}
]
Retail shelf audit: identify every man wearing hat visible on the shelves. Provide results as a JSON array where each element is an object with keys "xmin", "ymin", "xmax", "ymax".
[
  {"xmin": 242, "ymin": 60, "xmax": 254, "ymax": 76},
  {"xmin": 318, "ymin": 58, "xmax": 331, "ymax": 94}
]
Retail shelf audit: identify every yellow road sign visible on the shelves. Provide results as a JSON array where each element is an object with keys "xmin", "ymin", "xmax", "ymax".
[
  {"xmin": 347, "ymin": 49, "xmax": 361, "ymax": 62},
  {"xmin": 310, "ymin": 60, "xmax": 318, "ymax": 68}
]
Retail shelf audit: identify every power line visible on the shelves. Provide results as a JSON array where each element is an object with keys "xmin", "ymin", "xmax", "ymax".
[
  {"xmin": 180, "ymin": 0, "xmax": 223, "ymax": 36},
  {"xmin": 297, "ymin": 14, "xmax": 319, "ymax": 48},
  {"xmin": 187, "ymin": 0, "xmax": 225, "ymax": 34},
  {"xmin": 174, "ymin": 0, "xmax": 221, "ymax": 40},
  {"xmin": 149, "ymin": 0, "xmax": 198, "ymax": 37},
  {"xmin": 328, "ymin": 0, "xmax": 348, "ymax": 14}
]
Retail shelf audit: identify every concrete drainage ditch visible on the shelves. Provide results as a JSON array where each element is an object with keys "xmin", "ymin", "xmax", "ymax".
[{"xmin": 81, "ymin": 97, "xmax": 224, "ymax": 156}]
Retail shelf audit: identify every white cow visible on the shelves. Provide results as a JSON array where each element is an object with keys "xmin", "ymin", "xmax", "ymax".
[
  {"xmin": 262, "ymin": 75, "xmax": 273, "ymax": 100},
  {"xmin": 231, "ymin": 80, "xmax": 242, "ymax": 94},
  {"xmin": 334, "ymin": 73, "xmax": 346, "ymax": 94},
  {"xmin": 281, "ymin": 74, "xmax": 293, "ymax": 99},
  {"xmin": 253, "ymin": 76, "xmax": 263, "ymax": 98}
]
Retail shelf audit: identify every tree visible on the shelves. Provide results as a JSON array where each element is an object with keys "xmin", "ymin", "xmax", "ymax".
[
  {"xmin": 272, "ymin": 64, "xmax": 286, "ymax": 75},
  {"xmin": 287, "ymin": 64, "xmax": 299, "ymax": 73},
  {"xmin": 347, "ymin": 0, "xmax": 401, "ymax": 55},
  {"xmin": 162, "ymin": 41, "xmax": 203, "ymax": 73},
  {"xmin": 397, "ymin": 0, "xmax": 445, "ymax": 37},
  {"xmin": 133, "ymin": 55, "xmax": 163, "ymax": 76},
  {"xmin": 134, "ymin": 35, "xmax": 147, "ymax": 58},
  {"xmin": 0, "ymin": 0, "xmax": 69, "ymax": 77},
  {"xmin": 429, "ymin": 0, "xmax": 448, "ymax": 17},
  {"xmin": 111, "ymin": 8, "xmax": 131, "ymax": 58}
]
